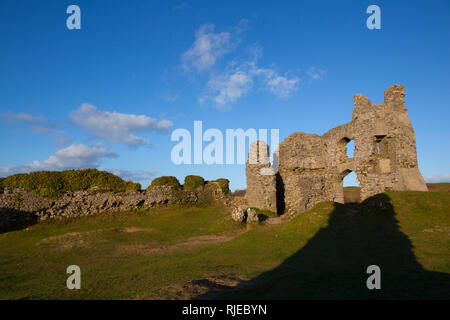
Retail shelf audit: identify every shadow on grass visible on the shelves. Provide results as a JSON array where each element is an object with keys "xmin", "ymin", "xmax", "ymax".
[
  {"xmin": 0, "ymin": 208, "xmax": 38, "ymax": 234},
  {"xmin": 196, "ymin": 194, "xmax": 450, "ymax": 299}
]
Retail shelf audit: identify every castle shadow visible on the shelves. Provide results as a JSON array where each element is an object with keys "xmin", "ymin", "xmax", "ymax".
[
  {"xmin": 195, "ymin": 194, "xmax": 450, "ymax": 299},
  {"xmin": 0, "ymin": 208, "xmax": 38, "ymax": 234}
]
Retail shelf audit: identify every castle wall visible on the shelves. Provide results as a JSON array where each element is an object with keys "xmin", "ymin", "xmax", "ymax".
[
  {"xmin": 246, "ymin": 85, "xmax": 428, "ymax": 215},
  {"xmin": 277, "ymin": 133, "xmax": 329, "ymax": 213}
]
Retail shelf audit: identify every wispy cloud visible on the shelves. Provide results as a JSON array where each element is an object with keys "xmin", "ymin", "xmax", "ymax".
[
  {"xmin": 173, "ymin": 2, "xmax": 191, "ymax": 10},
  {"xmin": 69, "ymin": 104, "xmax": 173, "ymax": 147},
  {"xmin": 105, "ymin": 169, "xmax": 156, "ymax": 183},
  {"xmin": 182, "ymin": 21, "xmax": 305, "ymax": 109},
  {"xmin": 28, "ymin": 123, "xmax": 59, "ymax": 134},
  {"xmin": 423, "ymin": 173, "xmax": 450, "ymax": 183},
  {"xmin": 2, "ymin": 111, "xmax": 71, "ymax": 146},
  {"xmin": 51, "ymin": 135, "xmax": 72, "ymax": 146},
  {"xmin": 182, "ymin": 24, "xmax": 233, "ymax": 72},
  {"xmin": 0, "ymin": 144, "xmax": 159, "ymax": 183},
  {"xmin": 255, "ymin": 66, "xmax": 300, "ymax": 98},
  {"xmin": 161, "ymin": 93, "xmax": 179, "ymax": 102},
  {"xmin": 0, "ymin": 143, "xmax": 117, "ymax": 177},
  {"xmin": 204, "ymin": 69, "xmax": 253, "ymax": 108},
  {"xmin": 306, "ymin": 67, "xmax": 327, "ymax": 82},
  {"xmin": 29, "ymin": 124, "xmax": 72, "ymax": 146},
  {"xmin": 2, "ymin": 112, "xmax": 46, "ymax": 123},
  {"xmin": 181, "ymin": 19, "xmax": 248, "ymax": 73},
  {"xmin": 200, "ymin": 58, "xmax": 300, "ymax": 108}
]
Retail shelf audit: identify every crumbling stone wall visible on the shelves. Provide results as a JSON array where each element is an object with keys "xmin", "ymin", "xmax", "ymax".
[
  {"xmin": 277, "ymin": 132, "xmax": 330, "ymax": 213},
  {"xmin": 246, "ymin": 85, "xmax": 428, "ymax": 215},
  {"xmin": 0, "ymin": 183, "xmax": 229, "ymax": 229}
]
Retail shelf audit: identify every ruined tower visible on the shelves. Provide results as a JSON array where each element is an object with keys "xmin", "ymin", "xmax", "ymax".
[
  {"xmin": 245, "ymin": 141, "xmax": 277, "ymax": 212},
  {"xmin": 246, "ymin": 85, "xmax": 428, "ymax": 215}
]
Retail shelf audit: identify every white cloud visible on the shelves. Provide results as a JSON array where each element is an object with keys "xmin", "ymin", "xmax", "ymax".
[
  {"xmin": 3, "ymin": 112, "xmax": 45, "ymax": 123},
  {"xmin": 35, "ymin": 143, "xmax": 117, "ymax": 170},
  {"xmin": 181, "ymin": 20, "xmax": 248, "ymax": 72},
  {"xmin": 423, "ymin": 174, "xmax": 450, "ymax": 183},
  {"xmin": 252, "ymin": 66, "xmax": 300, "ymax": 98},
  {"xmin": 182, "ymin": 22, "xmax": 301, "ymax": 108},
  {"xmin": 0, "ymin": 166, "xmax": 28, "ymax": 177},
  {"xmin": 206, "ymin": 70, "xmax": 253, "ymax": 108},
  {"xmin": 182, "ymin": 21, "xmax": 323, "ymax": 108},
  {"xmin": 266, "ymin": 75, "xmax": 300, "ymax": 98},
  {"xmin": 69, "ymin": 104, "xmax": 173, "ymax": 147},
  {"xmin": 0, "ymin": 143, "xmax": 117, "ymax": 177},
  {"xmin": 201, "ymin": 60, "xmax": 300, "ymax": 108},
  {"xmin": 182, "ymin": 24, "xmax": 232, "ymax": 72}
]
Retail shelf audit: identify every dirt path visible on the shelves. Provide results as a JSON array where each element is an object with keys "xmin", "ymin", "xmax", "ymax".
[{"xmin": 141, "ymin": 229, "xmax": 248, "ymax": 255}]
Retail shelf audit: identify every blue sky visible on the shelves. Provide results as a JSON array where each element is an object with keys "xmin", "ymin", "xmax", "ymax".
[{"xmin": 0, "ymin": 0, "xmax": 449, "ymax": 190}]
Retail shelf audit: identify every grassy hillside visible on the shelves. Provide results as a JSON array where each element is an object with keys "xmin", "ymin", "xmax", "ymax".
[
  {"xmin": 0, "ymin": 169, "xmax": 141, "ymax": 198},
  {"xmin": 343, "ymin": 183, "xmax": 450, "ymax": 203},
  {"xmin": 0, "ymin": 187, "xmax": 449, "ymax": 299},
  {"xmin": 427, "ymin": 183, "xmax": 450, "ymax": 193}
]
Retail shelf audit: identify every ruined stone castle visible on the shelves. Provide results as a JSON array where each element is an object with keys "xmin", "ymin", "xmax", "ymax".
[{"xmin": 246, "ymin": 85, "xmax": 428, "ymax": 214}]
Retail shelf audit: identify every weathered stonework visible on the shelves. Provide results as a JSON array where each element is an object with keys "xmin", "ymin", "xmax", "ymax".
[
  {"xmin": 246, "ymin": 208, "xmax": 259, "ymax": 224},
  {"xmin": 231, "ymin": 207, "xmax": 245, "ymax": 222},
  {"xmin": 246, "ymin": 85, "xmax": 428, "ymax": 215},
  {"xmin": 245, "ymin": 141, "xmax": 277, "ymax": 212},
  {"xmin": 0, "ymin": 182, "xmax": 230, "ymax": 229}
]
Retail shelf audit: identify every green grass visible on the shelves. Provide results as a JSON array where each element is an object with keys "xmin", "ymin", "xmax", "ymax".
[
  {"xmin": 427, "ymin": 183, "xmax": 450, "ymax": 193},
  {"xmin": 343, "ymin": 186, "xmax": 360, "ymax": 203},
  {"xmin": 0, "ymin": 188, "xmax": 449, "ymax": 299}
]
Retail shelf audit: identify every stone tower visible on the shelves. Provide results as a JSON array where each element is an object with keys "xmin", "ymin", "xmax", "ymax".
[
  {"xmin": 245, "ymin": 141, "xmax": 277, "ymax": 212},
  {"xmin": 246, "ymin": 85, "xmax": 428, "ymax": 215}
]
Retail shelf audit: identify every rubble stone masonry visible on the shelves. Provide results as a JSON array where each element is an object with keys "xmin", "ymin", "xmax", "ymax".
[{"xmin": 246, "ymin": 85, "xmax": 427, "ymax": 214}]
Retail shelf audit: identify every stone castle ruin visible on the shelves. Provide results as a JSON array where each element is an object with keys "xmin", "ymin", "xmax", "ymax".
[{"xmin": 246, "ymin": 85, "xmax": 428, "ymax": 214}]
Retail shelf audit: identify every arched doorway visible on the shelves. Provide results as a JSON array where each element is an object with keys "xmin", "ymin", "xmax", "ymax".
[{"xmin": 342, "ymin": 170, "xmax": 360, "ymax": 203}]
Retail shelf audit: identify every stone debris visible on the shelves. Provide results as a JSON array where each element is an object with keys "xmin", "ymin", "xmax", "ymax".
[
  {"xmin": 231, "ymin": 207, "xmax": 245, "ymax": 222},
  {"xmin": 246, "ymin": 208, "xmax": 259, "ymax": 224}
]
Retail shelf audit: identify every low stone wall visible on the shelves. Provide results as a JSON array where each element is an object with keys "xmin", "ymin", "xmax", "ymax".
[{"xmin": 0, "ymin": 183, "xmax": 229, "ymax": 229}]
